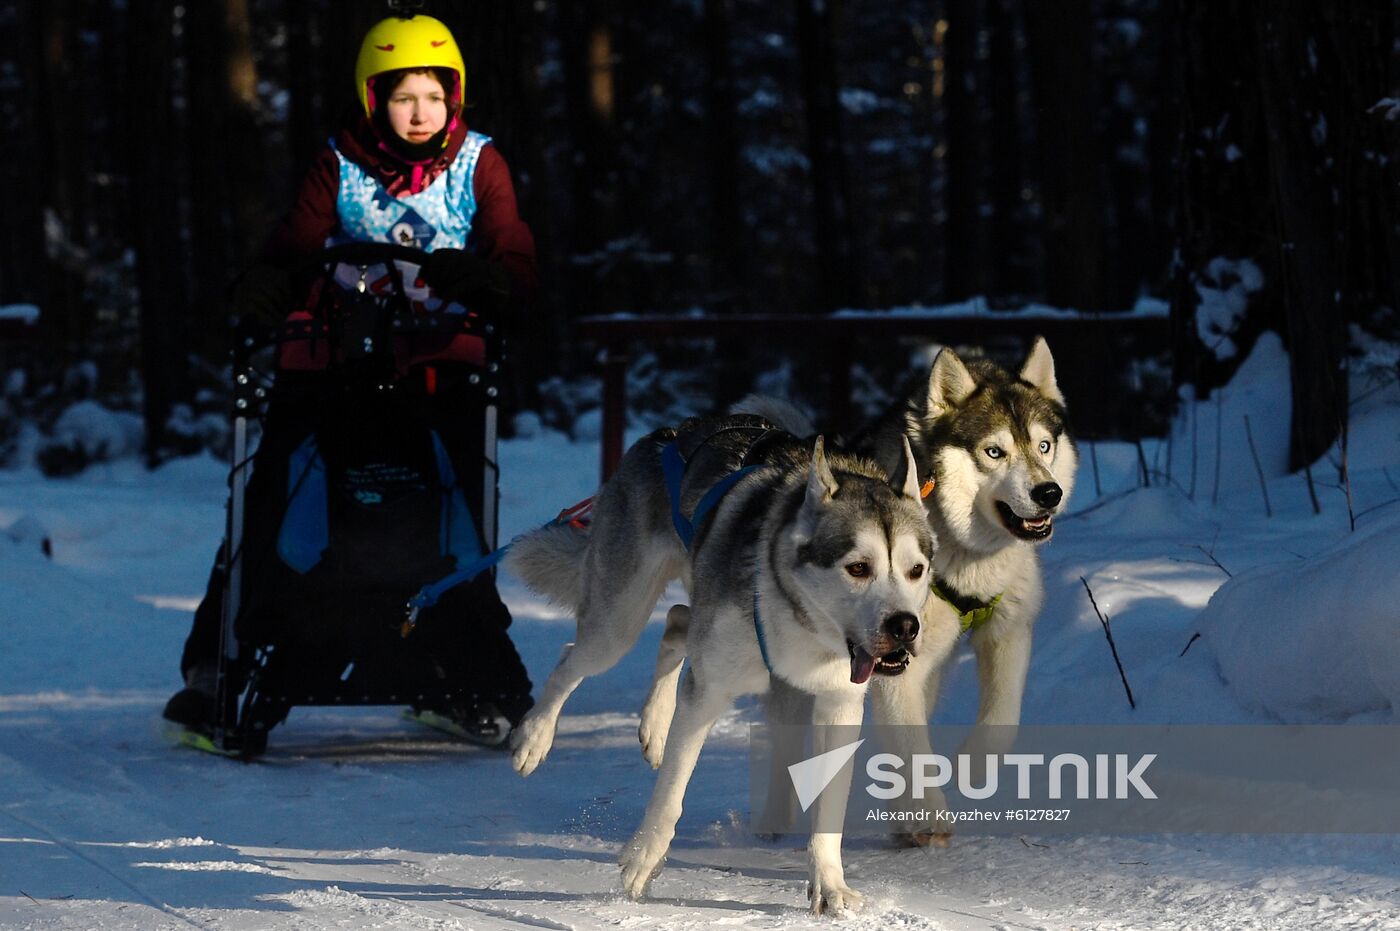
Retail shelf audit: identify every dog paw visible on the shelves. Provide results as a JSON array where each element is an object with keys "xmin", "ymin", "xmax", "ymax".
[
  {"xmin": 509, "ymin": 712, "xmax": 555, "ymax": 777},
  {"xmin": 808, "ymin": 876, "xmax": 865, "ymax": 917},
  {"xmin": 895, "ymin": 828, "xmax": 954, "ymax": 849},
  {"xmin": 619, "ymin": 833, "xmax": 668, "ymax": 900},
  {"xmin": 904, "ymin": 794, "xmax": 956, "ymax": 847}
]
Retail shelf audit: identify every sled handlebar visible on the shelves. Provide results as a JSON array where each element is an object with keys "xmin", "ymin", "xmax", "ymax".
[
  {"xmin": 230, "ymin": 241, "xmax": 506, "ymax": 357},
  {"xmin": 308, "ymin": 243, "xmax": 507, "ymax": 328},
  {"xmin": 314, "ymin": 242, "xmax": 433, "ymax": 269}
]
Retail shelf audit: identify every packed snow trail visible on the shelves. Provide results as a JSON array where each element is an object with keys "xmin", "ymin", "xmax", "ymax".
[{"xmin": 2, "ymin": 429, "xmax": 1398, "ymax": 929}]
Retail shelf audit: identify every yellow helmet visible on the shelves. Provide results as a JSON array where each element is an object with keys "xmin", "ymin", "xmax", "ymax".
[{"xmin": 354, "ymin": 14, "xmax": 465, "ymax": 118}]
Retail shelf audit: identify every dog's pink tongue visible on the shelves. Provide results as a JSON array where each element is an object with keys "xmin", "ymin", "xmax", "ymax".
[{"xmin": 850, "ymin": 646, "xmax": 876, "ymax": 684}]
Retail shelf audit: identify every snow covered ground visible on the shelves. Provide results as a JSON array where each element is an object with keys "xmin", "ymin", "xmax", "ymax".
[{"xmin": 3, "ymin": 381, "xmax": 1400, "ymax": 929}]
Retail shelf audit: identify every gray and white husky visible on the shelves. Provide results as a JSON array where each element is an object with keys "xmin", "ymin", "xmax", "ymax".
[
  {"xmin": 505, "ymin": 415, "xmax": 934, "ymax": 914},
  {"xmin": 756, "ymin": 337, "xmax": 1078, "ymax": 844}
]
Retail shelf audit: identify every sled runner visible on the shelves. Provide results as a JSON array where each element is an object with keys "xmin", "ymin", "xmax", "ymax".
[{"xmin": 191, "ymin": 242, "xmax": 518, "ymax": 759}]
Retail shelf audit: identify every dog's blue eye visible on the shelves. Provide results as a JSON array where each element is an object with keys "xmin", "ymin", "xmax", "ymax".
[
  {"xmin": 985, "ymin": 446, "xmax": 1004, "ymax": 460},
  {"xmin": 1039, "ymin": 439, "xmax": 1052, "ymax": 454}
]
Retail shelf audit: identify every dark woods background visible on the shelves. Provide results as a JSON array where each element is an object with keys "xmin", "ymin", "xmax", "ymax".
[{"xmin": 1, "ymin": 0, "xmax": 1397, "ymax": 471}]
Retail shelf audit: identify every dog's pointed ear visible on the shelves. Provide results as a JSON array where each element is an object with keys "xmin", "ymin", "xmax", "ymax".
[
  {"xmin": 805, "ymin": 436, "xmax": 839, "ymax": 505},
  {"xmin": 890, "ymin": 436, "xmax": 921, "ymax": 502},
  {"xmin": 926, "ymin": 348, "xmax": 977, "ymax": 419},
  {"xmin": 795, "ymin": 436, "xmax": 838, "ymax": 545},
  {"xmin": 1019, "ymin": 336, "xmax": 1065, "ymax": 405}
]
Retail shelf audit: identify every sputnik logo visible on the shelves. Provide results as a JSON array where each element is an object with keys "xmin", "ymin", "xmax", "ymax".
[{"xmin": 788, "ymin": 739, "xmax": 864, "ymax": 812}]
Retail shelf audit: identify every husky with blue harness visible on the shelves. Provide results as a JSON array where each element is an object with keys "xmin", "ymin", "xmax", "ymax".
[{"xmin": 504, "ymin": 414, "xmax": 934, "ymax": 915}]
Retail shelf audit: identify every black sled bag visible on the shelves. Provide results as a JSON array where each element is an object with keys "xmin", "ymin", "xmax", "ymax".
[{"xmin": 241, "ymin": 395, "xmax": 491, "ymax": 703}]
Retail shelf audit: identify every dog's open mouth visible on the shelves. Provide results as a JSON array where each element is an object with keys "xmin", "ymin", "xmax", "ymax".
[
  {"xmin": 996, "ymin": 501, "xmax": 1054, "ymax": 541},
  {"xmin": 847, "ymin": 642, "xmax": 912, "ymax": 684}
]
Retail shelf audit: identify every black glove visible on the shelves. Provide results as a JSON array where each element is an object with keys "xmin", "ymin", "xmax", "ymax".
[
  {"xmin": 420, "ymin": 248, "xmax": 512, "ymax": 308},
  {"xmin": 229, "ymin": 263, "xmax": 295, "ymax": 324}
]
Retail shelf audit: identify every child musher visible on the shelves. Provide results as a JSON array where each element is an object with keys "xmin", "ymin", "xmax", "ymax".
[{"xmin": 163, "ymin": 10, "xmax": 536, "ymax": 745}]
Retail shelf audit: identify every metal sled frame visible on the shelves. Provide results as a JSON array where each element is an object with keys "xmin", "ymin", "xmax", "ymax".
[{"xmin": 210, "ymin": 243, "xmax": 505, "ymax": 758}]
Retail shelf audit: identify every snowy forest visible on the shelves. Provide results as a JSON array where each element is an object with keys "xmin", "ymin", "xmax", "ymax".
[
  {"xmin": 6, "ymin": 3, "xmax": 1400, "ymax": 928},
  {"xmin": 1, "ymin": 0, "xmax": 1397, "ymax": 470}
]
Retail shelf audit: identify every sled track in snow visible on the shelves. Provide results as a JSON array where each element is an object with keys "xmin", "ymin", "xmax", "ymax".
[
  {"xmin": 1, "ymin": 807, "xmax": 216, "ymax": 930},
  {"xmin": 439, "ymin": 899, "xmax": 578, "ymax": 931}
]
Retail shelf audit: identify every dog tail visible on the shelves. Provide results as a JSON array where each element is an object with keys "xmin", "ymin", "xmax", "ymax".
[
  {"xmin": 504, "ymin": 521, "xmax": 589, "ymax": 608},
  {"xmin": 730, "ymin": 393, "xmax": 816, "ymax": 437}
]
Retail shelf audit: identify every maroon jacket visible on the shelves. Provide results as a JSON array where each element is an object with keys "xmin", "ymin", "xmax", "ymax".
[{"xmin": 263, "ymin": 113, "xmax": 538, "ymax": 306}]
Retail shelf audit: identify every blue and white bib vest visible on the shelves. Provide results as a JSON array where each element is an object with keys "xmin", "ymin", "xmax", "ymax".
[
  {"xmin": 275, "ymin": 135, "xmax": 496, "ymax": 569},
  {"xmin": 329, "ymin": 130, "xmax": 491, "ymax": 252}
]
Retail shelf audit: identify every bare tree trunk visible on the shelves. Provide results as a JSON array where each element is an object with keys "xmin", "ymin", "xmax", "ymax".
[
  {"xmin": 40, "ymin": 0, "xmax": 83, "ymax": 243},
  {"xmin": 283, "ymin": 0, "xmax": 325, "ymax": 176},
  {"xmin": 1169, "ymin": 0, "xmax": 1275, "ymax": 395},
  {"xmin": 318, "ymin": 1, "xmax": 376, "ymax": 127},
  {"xmin": 1145, "ymin": 0, "xmax": 1180, "ymax": 293},
  {"xmin": 702, "ymin": 0, "xmax": 756, "ymax": 414},
  {"xmin": 1023, "ymin": 0, "xmax": 1105, "ymax": 310},
  {"xmin": 944, "ymin": 0, "xmax": 990, "ymax": 301},
  {"xmin": 127, "ymin": 0, "xmax": 190, "ymax": 463},
  {"xmin": 796, "ymin": 0, "xmax": 860, "ymax": 311},
  {"xmin": 558, "ymin": 0, "xmax": 621, "ymax": 316},
  {"xmin": 1171, "ymin": 1, "xmax": 1380, "ymax": 467},
  {"xmin": 0, "ymin": 1, "xmax": 47, "ymax": 307},
  {"xmin": 703, "ymin": 0, "xmax": 748, "ymax": 313},
  {"xmin": 222, "ymin": 0, "xmax": 270, "ymax": 262},
  {"xmin": 987, "ymin": 0, "xmax": 1026, "ymax": 300},
  {"xmin": 1099, "ymin": 3, "xmax": 1155, "ymax": 310},
  {"xmin": 184, "ymin": 1, "xmax": 235, "ymax": 351},
  {"xmin": 182, "ymin": 0, "xmax": 268, "ymax": 358},
  {"xmin": 36, "ymin": 0, "xmax": 88, "ymax": 342},
  {"xmin": 1256, "ymin": 6, "xmax": 1349, "ymax": 468},
  {"xmin": 1335, "ymin": 3, "xmax": 1400, "ymax": 334}
]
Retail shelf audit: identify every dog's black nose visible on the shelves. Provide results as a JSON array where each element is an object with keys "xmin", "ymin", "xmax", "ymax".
[
  {"xmin": 884, "ymin": 612, "xmax": 920, "ymax": 644},
  {"xmin": 1031, "ymin": 482, "xmax": 1062, "ymax": 509}
]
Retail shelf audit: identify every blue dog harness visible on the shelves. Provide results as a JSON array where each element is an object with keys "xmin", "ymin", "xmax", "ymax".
[
  {"xmin": 405, "ymin": 428, "xmax": 777, "ymax": 661},
  {"xmin": 401, "ymin": 496, "xmax": 594, "ymax": 635},
  {"xmin": 660, "ymin": 442, "xmax": 762, "ymax": 550},
  {"xmin": 659, "ymin": 437, "xmax": 777, "ymax": 674},
  {"xmin": 752, "ymin": 584, "xmax": 774, "ymax": 674}
]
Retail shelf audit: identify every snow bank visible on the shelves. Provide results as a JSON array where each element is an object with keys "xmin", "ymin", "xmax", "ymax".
[
  {"xmin": 1200, "ymin": 509, "xmax": 1400, "ymax": 721},
  {"xmin": 831, "ymin": 294, "xmax": 1169, "ymax": 320},
  {"xmin": 1163, "ymin": 331, "xmax": 1292, "ymax": 497},
  {"xmin": 0, "ymin": 303, "xmax": 40, "ymax": 324},
  {"xmin": 1320, "ymin": 327, "xmax": 1400, "ymax": 473},
  {"xmin": 49, "ymin": 400, "xmax": 144, "ymax": 461}
]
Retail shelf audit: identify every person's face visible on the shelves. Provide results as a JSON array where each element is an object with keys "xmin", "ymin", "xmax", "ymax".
[{"xmin": 386, "ymin": 71, "xmax": 448, "ymax": 144}]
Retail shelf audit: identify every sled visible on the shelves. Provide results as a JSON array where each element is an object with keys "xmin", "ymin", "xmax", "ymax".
[{"xmin": 206, "ymin": 242, "xmax": 511, "ymax": 759}]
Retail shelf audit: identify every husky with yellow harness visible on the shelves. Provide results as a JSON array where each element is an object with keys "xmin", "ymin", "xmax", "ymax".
[{"xmin": 504, "ymin": 414, "xmax": 934, "ymax": 914}]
